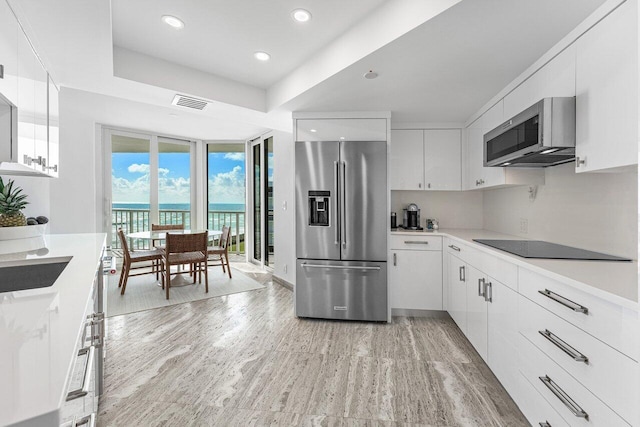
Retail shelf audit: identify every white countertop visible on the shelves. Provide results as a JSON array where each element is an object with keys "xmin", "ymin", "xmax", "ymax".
[
  {"xmin": 0, "ymin": 233, "xmax": 106, "ymax": 427},
  {"xmin": 391, "ymin": 228, "xmax": 638, "ymax": 308}
]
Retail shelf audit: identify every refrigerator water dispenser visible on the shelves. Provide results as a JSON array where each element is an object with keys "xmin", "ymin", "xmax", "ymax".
[{"xmin": 308, "ymin": 190, "xmax": 330, "ymax": 226}]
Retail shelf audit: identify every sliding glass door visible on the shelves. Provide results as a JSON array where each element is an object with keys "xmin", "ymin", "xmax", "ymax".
[
  {"xmin": 250, "ymin": 136, "xmax": 274, "ymax": 268},
  {"xmin": 105, "ymin": 129, "xmax": 195, "ymax": 250}
]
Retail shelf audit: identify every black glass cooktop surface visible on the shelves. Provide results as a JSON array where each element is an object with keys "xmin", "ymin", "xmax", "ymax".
[{"xmin": 472, "ymin": 239, "xmax": 631, "ymax": 262}]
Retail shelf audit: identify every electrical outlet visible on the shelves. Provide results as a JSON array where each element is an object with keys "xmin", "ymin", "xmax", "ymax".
[
  {"xmin": 283, "ymin": 264, "xmax": 287, "ymax": 274},
  {"xmin": 520, "ymin": 218, "xmax": 528, "ymax": 234}
]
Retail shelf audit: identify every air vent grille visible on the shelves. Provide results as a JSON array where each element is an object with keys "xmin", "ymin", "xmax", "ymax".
[{"xmin": 172, "ymin": 94, "xmax": 208, "ymax": 110}]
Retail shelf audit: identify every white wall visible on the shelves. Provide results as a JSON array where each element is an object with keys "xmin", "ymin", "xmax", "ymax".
[
  {"xmin": 272, "ymin": 129, "xmax": 295, "ymax": 284},
  {"xmin": 0, "ymin": 175, "xmax": 50, "ymax": 220},
  {"xmin": 483, "ymin": 163, "xmax": 638, "ymax": 260},
  {"xmin": 391, "ymin": 190, "xmax": 483, "ymax": 229}
]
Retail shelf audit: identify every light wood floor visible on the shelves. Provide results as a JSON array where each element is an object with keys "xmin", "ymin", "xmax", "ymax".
[{"xmin": 98, "ymin": 280, "xmax": 528, "ymax": 426}]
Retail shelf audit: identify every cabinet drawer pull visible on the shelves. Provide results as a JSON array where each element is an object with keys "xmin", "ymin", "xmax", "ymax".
[
  {"xmin": 66, "ymin": 346, "xmax": 95, "ymax": 401},
  {"xmin": 404, "ymin": 240, "xmax": 429, "ymax": 245},
  {"xmin": 448, "ymin": 244, "xmax": 461, "ymax": 251},
  {"xmin": 393, "ymin": 253, "xmax": 397, "ymax": 266},
  {"xmin": 539, "ymin": 375, "xmax": 588, "ymax": 419},
  {"xmin": 72, "ymin": 413, "xmax": 96, "ymax": 427},
  {"xmin": 478, "ymin": 278, "xmax": 485, "ymax": 297},
  {"xmin": 538, "ymin": 329, "xmax": 589, "ymax": 364},
  {"xmin": 539, "ymin": 423, "xmax": 551, "ymax": 427},
  {"xmin": 459, "ymin": 266, "xmax": 465, "ymax": 282},
  {"xmin": 538, "ymin": 289, "xmax": 588, "ymax": 314}
]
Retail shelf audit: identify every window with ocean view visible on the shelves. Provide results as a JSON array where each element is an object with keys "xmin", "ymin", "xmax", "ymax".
[{"xmin": 207, "ymin": 143, "xmax": 246, "ymax": 254}]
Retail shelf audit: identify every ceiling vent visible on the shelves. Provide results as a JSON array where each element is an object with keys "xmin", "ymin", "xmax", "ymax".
[{"xmin": 172, "ymin": 94, "xmax": 208, "ymax": 110}]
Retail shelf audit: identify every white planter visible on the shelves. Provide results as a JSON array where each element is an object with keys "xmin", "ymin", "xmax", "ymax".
[{"xmin": 0, "ymin": 224, "xmax": 47, "ymax": 241}]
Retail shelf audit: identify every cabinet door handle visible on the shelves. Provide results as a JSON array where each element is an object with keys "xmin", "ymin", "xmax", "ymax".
[
  {"xmin": 393, "ymin": 253, "xmax": 397, "ymax": 266},
  {"xmin": 448, "ymin": 244, "xmax": 460, "ymax": 252},
  {"xmin": 459, "ymin": 266, "xmax": 465, "ymax": 282},
  {"xmin": 539, "ymin": 422, "xmax": 552, "ymax": 427},
  {"xmin": 538, "ymin": 329, "xmax": 589, "ymax": 364},
  {"xmin": 538, "ymin": 289, "xmax": 588, "ymax": 314},
  {"xmin": 478, "ymin": 278, "xmax": 485, "ymax": 297},
  {"xmin": 66, "ymin": 346, "xmax": 95, "ymax": 401},
  {"xmin": 73, "ymin": 413, "xmax": 97, "ymax": 427},
  {"xmin": 404, "ymin": 240, "xmax": 429, "ymax": 245},
  {"xmin": 418, "ymin": 183, "xmax": 422, "ymax": 188},
  {"xmin": 539, "ymin": 375, "xmax": 588, "ymax": 419},
  {"xmin": 485, "ymin": 281, "xmax": 492, "ymax": 303}
]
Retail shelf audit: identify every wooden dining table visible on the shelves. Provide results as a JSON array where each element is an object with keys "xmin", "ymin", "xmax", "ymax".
[{"xmin": 126, "ymin": 229, "xmax": 222, "ymax": 287}]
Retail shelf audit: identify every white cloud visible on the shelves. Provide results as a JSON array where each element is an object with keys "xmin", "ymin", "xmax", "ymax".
[
  {"xmin": 128, "ymin": 163, "xmax": 150, "ymax": 174},
  {"xmin": 208, "ymin": 165, "xmax": 245, "ymax": 204},
  {"xmin": 224, "ymin": 152, "xmax": 245, "ymax": 161},
  {"xmin": 158, "ymin": 167, "xmax": 170, "ymax": 176}
]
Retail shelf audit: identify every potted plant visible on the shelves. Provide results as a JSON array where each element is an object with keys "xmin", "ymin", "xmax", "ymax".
[{"xmin": 0, "ymin": 176, "xmax": 28, "ymax": 227}]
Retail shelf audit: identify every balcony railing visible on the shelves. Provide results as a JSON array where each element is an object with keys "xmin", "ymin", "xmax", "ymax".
[{"xmin": 111, "ymin": 209, "xmax": 245, "ymax": 254}]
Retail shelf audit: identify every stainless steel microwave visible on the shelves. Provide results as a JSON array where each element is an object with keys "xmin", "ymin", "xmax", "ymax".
[{"xmin": 484, "ymin": 97, "xmax": 576, "ymax": 167}]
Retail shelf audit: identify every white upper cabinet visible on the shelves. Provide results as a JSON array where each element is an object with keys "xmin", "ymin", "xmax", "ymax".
[
  {"xmin": 390, "ymin": 129, "xmax": 424, "ymax": 190},
  {"xmin": 391, "ymin": 128, "xmax": 461, "ymax": 191},
  {"xmin": 575, "ymin": 0, "xmax": 638, "ymax": 173},
  {"xmin": 295, "ymin": 118, "xmax": 387, "ymax": 142},
  {"xmin": 503, "ymin": 45, "xmax": 576, "ymax": 119},
  {"xmin": 16, "ymin": 27, "xmax": 35, "ymax": 169},
  {"xmin": 424, "ymin": 129, "xmax": 461, "ymax": 190},
  {"xmin": 0, "ymin": 0, "xmax": 18, "ymax": 105}
]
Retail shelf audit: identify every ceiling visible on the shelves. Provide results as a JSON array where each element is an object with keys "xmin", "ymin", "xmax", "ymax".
[
  {"xmin": 9, "ymin": 0, "xmax": 607, "ymax": 139},
  {"xmin": 111, "ymin": 0, "xmax": 387, "ymax": 89}
]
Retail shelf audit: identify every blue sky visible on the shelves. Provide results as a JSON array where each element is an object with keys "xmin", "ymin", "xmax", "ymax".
[{"xmin": 111, "ymin": 151, "xmax": 248, "ymax": 205}]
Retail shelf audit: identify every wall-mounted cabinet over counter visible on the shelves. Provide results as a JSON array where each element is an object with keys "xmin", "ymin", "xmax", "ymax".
[
  {"xmin": 574, "ymin": 0, "xmax": 638, "ymax": 173},
  {"xmin": 390, "ymin": 129, "xmax": 461, "ymax": 191},
  {"xmin": 295, "ymin": 118, "xmax": 387, "ymax": 142},
  {"xmin": 0, "ymin": 0, "xmax": 59, "ymax": 177}
]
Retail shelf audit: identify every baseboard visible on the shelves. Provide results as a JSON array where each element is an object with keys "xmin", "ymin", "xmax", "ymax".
[
  {"xmin": 272, "ymin": 275, "xmax": 294, "ymax": 291},
  {"xmin": 391, "ymin": 308, "xmax": 450, "ymax": 318}
]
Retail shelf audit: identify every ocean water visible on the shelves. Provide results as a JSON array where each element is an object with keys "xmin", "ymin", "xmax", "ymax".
[{"xmin": 112, "ymin": 203, "xmax": 245, "ymax": 212}]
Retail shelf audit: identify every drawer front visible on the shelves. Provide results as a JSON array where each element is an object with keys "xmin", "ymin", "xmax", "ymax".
[
  {"xmin": 517, "ymin": 372, "xmax": 570, "ymax": 427},
  {"xmin": 519, "ymin": 268, "xmax": 639, "ymax": 360},
  {"xmin": 519, "ymin": 294, "xmax": 639, "ymax": 426},
  {"xmin": 390, "ymin": 234, "xmax": 442, "ymax": 251},
  {"xmin": 520, "ymin": 334, "xmax": 631, "ymax": 426}
]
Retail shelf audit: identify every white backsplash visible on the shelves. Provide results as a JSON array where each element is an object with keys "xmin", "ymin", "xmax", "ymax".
[
  {"xmin": 483, "ymin": 163, "xmax": 638, "ymax": 260},
  {"xmin": 391, "ymin": 190, "xmax": 484, "ymax": 229},
  {"xmin": 0, "ymin": 175, "xmax": 50, "ymax": 220}
]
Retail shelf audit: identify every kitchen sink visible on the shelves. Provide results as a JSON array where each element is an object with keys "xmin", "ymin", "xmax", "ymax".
[{"xmin": 0, "ymin": 257, "xmax": 71, "ymax": 293}]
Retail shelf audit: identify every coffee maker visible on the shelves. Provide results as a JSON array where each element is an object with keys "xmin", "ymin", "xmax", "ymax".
[{"xmin": 402, "ymin": 203, "xmax": 423, "ymax": 230}]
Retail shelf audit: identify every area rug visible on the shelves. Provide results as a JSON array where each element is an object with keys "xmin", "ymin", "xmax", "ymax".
[{"xmin": 106, "ymin": 266, "xmax": 265, "ymax": 317}]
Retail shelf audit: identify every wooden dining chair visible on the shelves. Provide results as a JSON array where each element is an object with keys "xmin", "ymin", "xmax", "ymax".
[
  {"xmin": 151, "ymin": 223, "xmax": 184, "ymax": 248},
  {"xmin": 161, "ymin": 231, "xmax": 209, "ymax": 299},
  {"xmin": 208, "ymin": 225, "xmax": 232, "ymax": 278},
  {"xmin": 117, "ymin": 229, "xmax": 163, "ymax": 295}
]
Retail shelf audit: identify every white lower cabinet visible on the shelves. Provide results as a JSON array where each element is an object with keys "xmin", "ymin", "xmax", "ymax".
[
  {"xmin": 446, "ymin": 249, "xmax": 467, "ymax": 334},
  {"xmin": 444, "ymin": 238, "xmax": 639, "ymax": 427},
  {"xmin": 390, "ymin": 235, "xmax": 443, "ymax": 311},
  {"xmin": 520, "ymin": 333, "xmax": 631, "ymax": 426},
  {"xmin": 487, "ymin": 280, "xmax": 519, "ymax": 396},
  {"xmin": 465, "ymin": 265, "xmax": 488, "ymax": 360}
]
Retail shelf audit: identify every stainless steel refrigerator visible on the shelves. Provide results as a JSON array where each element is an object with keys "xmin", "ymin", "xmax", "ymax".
[{"xmin": 295, "ymin": 140, "xmax": 388, "ymax": 322}]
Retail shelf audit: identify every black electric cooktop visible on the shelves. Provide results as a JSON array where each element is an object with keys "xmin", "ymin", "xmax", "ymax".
[{"xmin": 472, "ymin": 239, "xmax": 632, "ymax": 262}]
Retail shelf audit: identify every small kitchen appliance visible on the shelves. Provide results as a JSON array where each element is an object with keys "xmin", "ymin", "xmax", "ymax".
[{"xmin": 402, "ymin": 203, "xmax": 423, "ymax": 230}]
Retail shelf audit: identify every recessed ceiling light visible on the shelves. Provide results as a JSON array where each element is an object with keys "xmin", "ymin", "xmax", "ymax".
[
  {"xmin": 364, "ymin": 70, "xmax": 378, "ymax": 79},
  {"xmin": 291, "ymin": 9, "xmax": 312, "ymax": 22},
  {"xmin": 254, "ymin": 51, "xmax": 271, "ymax": 61},
  {"xmin": 310, "ymin": 129, "xmax": 317, "ymax": 133},
  {"xmin": 162, "ymin": 15, "xmax": 185, "ymax": 29},
  {"xmin": 339, "ymin": 137, "xmax": 345, "ymax": 140}
]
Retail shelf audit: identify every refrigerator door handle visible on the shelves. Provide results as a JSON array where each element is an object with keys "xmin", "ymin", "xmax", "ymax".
[
  {"xmin": 301, "ymin": 263, "xmax": 381, "ymax": 271},
  {"xmin": 334, "ymin": 160, "xmax": 339, "ymax": 245},
  {"xmin": 341, "ymin": 161, "xmax": 347, "ymax": 248}
]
